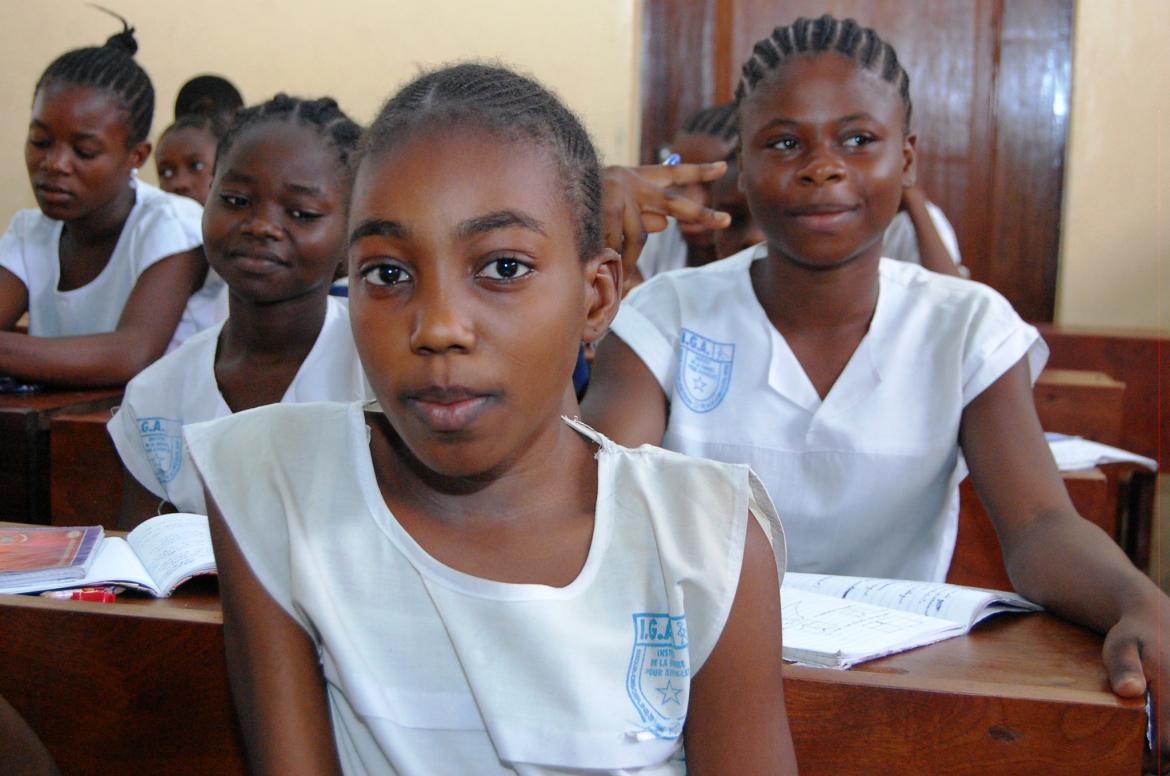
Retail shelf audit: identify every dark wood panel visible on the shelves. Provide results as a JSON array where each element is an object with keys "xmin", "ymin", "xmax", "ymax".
[
  {"xmin": 985, "ymin": 0, "xmax": 1071, "ymax": 321},
  {"xmin": 50, "ymin": 408, "xmax": 123, "ymax": 527},
  {"xmin": 639, "ymin": 0, "xmax": 719, "ymax": 164},
  {"xmin": 641, "ymin": 0, "xmax": 1072, "ymax": 321}
]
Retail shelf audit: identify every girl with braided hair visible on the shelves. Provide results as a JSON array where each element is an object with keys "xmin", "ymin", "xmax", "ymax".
[
  {"xmin": 107, "ymin": 94, "xmax": 371, "ymax": 528},
  {"xmin": 190, "ymin": 62, "xmax": 795, "ymax": 775},
  {"xmin": 0, "ymin": 11, "xmax": 222, "ymax": 387},
  {"xmin": 586, "ymin": 15, "xmax": 1169, "ymax": 768}
]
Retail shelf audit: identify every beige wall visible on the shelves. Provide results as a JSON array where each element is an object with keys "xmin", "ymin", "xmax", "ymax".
[
  {"xmin": 1058, "ymin": 0, "xmax": 1169, "ymax": 330},
  {"xmin": 4, "ymin": 1, "xmax": 1165, "ymax": 331},
  {"xmin": 0, "ymin": 0, "xmax": 640, "ymax": 219}
]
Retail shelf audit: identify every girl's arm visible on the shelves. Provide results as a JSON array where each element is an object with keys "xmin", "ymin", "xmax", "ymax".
[
  {"xmin": 898, "ymin": 186, "xmax": 962, "ymax": 277},
  {"xmin": 0, "ymin": 267, "xmax": 30, "ymax": 331},
  {"xmin": 685, "ymin": 515, "xmax": 797, "ymax": 774},
  {"xmin": 580, "ymin": 333, "xmax": 668, "ymax": 447},
  {"xmin": 208, "ymin": 495, "xmax": 343, "ymax": 776},
  {"xmin": 0, "ymin": 247, "xmax": 206, "ymax": 386},
  {"xmin": 962, "ymin": 358, "xmax": 1170, "ymax": 768}
]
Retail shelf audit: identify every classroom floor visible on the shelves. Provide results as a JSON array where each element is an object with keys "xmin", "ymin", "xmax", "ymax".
[{"xmin": 1155, "ymin": 474, "xmax": 1170, "ymax": 594}]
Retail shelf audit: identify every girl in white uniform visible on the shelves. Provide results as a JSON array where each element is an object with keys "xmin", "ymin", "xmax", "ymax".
[
  {"xmin": 0, "ymin": 13, "xmax": 221, "ymax": 387},
  {"xmin": 584, "ymin": 14, "xmax": 1170, "ymax": 761},
  {"xmin": 189, "ymin": 64, "xmax": 796, "ymax": 775},
  {"xmin": 107, "ymin": 95, "xmax": 369, "ymax": 527}
]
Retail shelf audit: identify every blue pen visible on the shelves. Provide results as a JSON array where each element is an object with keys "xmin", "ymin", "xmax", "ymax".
[{"xmin": 662, "ymin": 152, "xmax": 681, "ymax": 167}]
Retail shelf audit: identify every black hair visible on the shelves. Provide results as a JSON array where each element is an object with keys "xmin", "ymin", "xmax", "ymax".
[
  {"xmin": 34, "ymin": 8, "xmax": 154, "ymax": 146},
  {"xmin": 736, "ymin": 14, "xmax": 912, "ymax": 131},
  {"xmin": 174, "ymin": 75, "xmax": 243, "ymax": 122},
  {"xmin": 159, "ymin": 105, "xmax": 230, "ymax": 147},
  {"xmin": 680, "ymin": 102, "xmax": 738, "ymax": 143},
  {"xmin": 359, "ymin": 62, "xmax": 603, "ymax": 260},
  {"xmin": 214, "ymin": 94, "xmax": 362, "ymax": 176}
]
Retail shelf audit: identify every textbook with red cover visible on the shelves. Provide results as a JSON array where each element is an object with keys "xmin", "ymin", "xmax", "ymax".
[{"xmin": 0, "ymin": 525, "xmax": 104, "ymax": 589}]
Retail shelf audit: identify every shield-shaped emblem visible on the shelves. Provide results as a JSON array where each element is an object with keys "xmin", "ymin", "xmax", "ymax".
[
  {"xmin": 676, "ymin": 329, "xmax": 734, "ymax": 413},
  {"xmin": 625, "ymin": 613, "xmax": 690, "ymax": 739},
  {"xmin": 137, "ymin": 416, "xmax": 184, "ymax": 484}
]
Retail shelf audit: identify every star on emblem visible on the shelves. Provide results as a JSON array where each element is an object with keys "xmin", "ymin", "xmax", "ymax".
[{"xmin": 656, "ymin": 680, "xmax": 683, "ymax": 705}]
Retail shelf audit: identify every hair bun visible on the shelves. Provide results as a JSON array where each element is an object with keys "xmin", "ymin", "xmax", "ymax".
[{"xmin": 91, "ymin": 4, "xmax": 138, "ymax": 55}]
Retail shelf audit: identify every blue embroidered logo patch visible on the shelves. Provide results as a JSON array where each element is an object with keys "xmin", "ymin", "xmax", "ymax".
[
  {"xmin": 676, "ymin": 329, "xmax": 734, "ymax": 412},
  {"xmin": 137, "ymin": 416, "xmax": 184, "ymax": 485},
  {"xmin": 626, "ymin": 613, "xmax": 689, "ymax": 739}
]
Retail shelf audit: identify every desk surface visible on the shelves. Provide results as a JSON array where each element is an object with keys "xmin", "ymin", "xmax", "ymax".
[{"xmin": 0, "ymin": 584, "xmax": 1146, "ymax": 776}]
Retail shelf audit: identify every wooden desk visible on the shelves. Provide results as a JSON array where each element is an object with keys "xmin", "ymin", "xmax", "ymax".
[
  {"xmin": 1034, "ymin": 324, "xmax": 1169, "ymax": 471},
  {"xmin": 0, "ymin": 389, "xmax": 121, "ymax": 524},
  {"xmin": 1034, "ymin": 368, "xmax": 1126, "ymax": 446},
  {"xmin": 0, "ymin": 588, "xmax": 1145, "ymax": 775},
  {"xmin": 49, "ymin": 407, "xmax": 124, "ymax": 527}
]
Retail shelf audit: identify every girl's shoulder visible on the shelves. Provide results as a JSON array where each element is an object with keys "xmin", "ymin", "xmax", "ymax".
[
  {"xmin": 878, "ymin": 257, "xmax": 1019, "ymax": 318},
  {"xmin": 2, "ymin": 207, "xmax": 60, "ymax": 243},
  {"xmin": 124, "ymin": 179, "xmax": 204, "ymax": 236}
]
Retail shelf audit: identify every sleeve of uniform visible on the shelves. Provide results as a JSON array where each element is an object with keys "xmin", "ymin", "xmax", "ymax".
[
  {"xmin": 609, "ymin": 275, "xmax": 684, "ymax": 398},
  {"xmin": 959, "ymin": 284, "xmax": 1049, "ymax": 406},
  {"xmin": 107, "ymin": 381, "xmax": 170, "ymax": 501},
  {"xmin": 925, "ymin": 200, "xmax": 962, "ymax": 265},
  {"xmin": 0, "ymin": 211, "xmax": 34, "ymax": 288},
  {"xmin": 616, "ymin": 446, "xmax": 786, "ymax": 674},
  {"xmin": 184, "ymin": 408, "xmax": 300, "ymax": 626},
  {"xmin": 126, "ymin": 186, "xmax": 204, "ymax": 276}
]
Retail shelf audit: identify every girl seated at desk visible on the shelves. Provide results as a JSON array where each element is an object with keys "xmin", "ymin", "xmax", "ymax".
[
  {"xmin": 0, "ymin": 12, "xmax": 222, "ymax": 389},
  {"xmin": 583, "ymin": 15, "xmax": 1170, "ymax": 766},
  {"xmin": 189, "ymin": 63, "xmax": 796, "ymax": 775}
]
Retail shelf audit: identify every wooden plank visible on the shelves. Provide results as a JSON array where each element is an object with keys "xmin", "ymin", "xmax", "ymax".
[
  {"xmin": 0, "ymin": 583, "xmax": 244, "ymax": 776},
  {"xmin": 1034, "ymin": 324, "xmax": 1169, "ymax": 471},
  {"xmin": 787, "ymin": 615, "xmax": 1145, "ymax": 775},
  {"xmin": 1034, "ymin": 368, "xmax": 1126, "ymax": 446},
  {"xmin": 0, "ymin": 390, "xmax": 121, "ymax": 523},
  {"xmin": 49, "ymin": 407, "xmax": 123, "ymax": 528}
]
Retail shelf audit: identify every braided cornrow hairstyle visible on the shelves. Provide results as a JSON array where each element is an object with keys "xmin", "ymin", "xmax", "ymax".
[
  {"xmin": 214, "ymin": 94, "xmax": 362, "ymax": 176},
  {"xmin": 736, "ymin": 14, "xmax": 912, "ymax": 132},
  {"xmin": 680, "ymin": 103, "xmax": 738, "ymax": 144},
  {"xmin": 34, "ymin": 7, "xmax": 154, "ymax": 146},
  {"xmin": 360, "ymin": 62, "xmax": 603, "ymax": 260}
]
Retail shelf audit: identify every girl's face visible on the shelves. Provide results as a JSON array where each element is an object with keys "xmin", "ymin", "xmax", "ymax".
[
  {"xmin": 202, "ymin": 122, "xmax": 346, "ymax": 305},
  {"xmin": 25, "ymin": 82, "xmax": 149, "ymax": 222},
  {"xmin": 737, "ymin": 53, "xmax": 915, "ymax": 269},
  {"xmin": 348, "ymin": 124, "xmax": 617, "ymax": 479},
  {"xmin": 156, "ymin": 126, "xmax": 217, "ymax": 205}
]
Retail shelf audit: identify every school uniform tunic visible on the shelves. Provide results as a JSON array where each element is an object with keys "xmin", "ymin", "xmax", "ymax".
[
  {"xmin": 107, "ymin": 297, "xmax": 369, "ymax": 515},
  {"xmin": 0, "ymin": 178, "xmax": 224, "ymax": 350},
  {"xmin": 185, "ymin": 403, "xmax": 785, "ymax": 775},
  {"xmin": 611, "ymin": 245, "xmax": 1047, "ymax": 582}
]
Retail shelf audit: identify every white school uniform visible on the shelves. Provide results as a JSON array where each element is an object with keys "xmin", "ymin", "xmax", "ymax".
[
  {"xmin": 611, "ymin": 244, "xmax": 1047, "ymax": 582},
  {"xmin": 185, "ymin": 402, "xmax": 785, "ymax": 776},
  {"xmin": 0, "ymin": 178, "xmax": 223, "ymax": 351},
  {"xmin": 881, "ymin": 200, "xmax": 964, "ymax": 271},
  {"xmin": 107, "ymin": 297, "xmax": 369, "ymax": 514}
]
